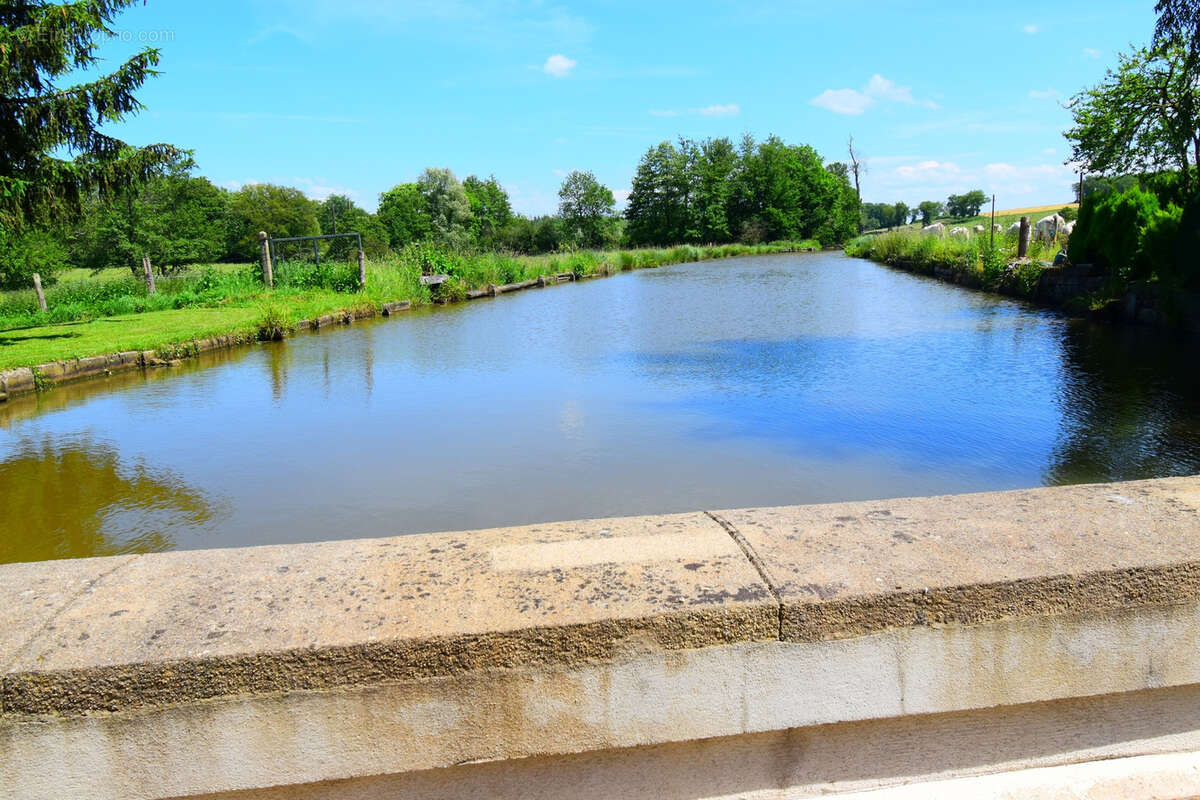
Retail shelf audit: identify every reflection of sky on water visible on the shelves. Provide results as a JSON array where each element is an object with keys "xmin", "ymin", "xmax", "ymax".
[{"xmin": 1, "ymin": 252, "xmax": 1198, "ymax": 563}]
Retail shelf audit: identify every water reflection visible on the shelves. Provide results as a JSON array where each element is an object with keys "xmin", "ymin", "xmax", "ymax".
[
  {"xmin": 0, "ymin": 438, "xmax": 222, "ymax": 563},
  {"xmin": 1048, "ymin": 322, "xmax": 1200, "ymax": 484},
  {"xmin": 0, "ymin": 253, "xmax": 1196, "ymax": 565}
]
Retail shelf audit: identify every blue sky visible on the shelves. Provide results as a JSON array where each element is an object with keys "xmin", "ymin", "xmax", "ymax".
[{"xmin": 90, "ymin": 0, "xmax": 1158, "ymax": 215}]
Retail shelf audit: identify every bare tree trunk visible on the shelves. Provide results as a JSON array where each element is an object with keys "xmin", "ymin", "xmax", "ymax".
[
  {"xmin": 1018, "ymin": 217, "xmax": 1031, "ymax": 258},
  {"xmin": 32, "ymin": 273, "xmax": 46, "ymax": 312},
  {"xmin": 142, "ymin": 255, "xmax": 156, "ymax": 294},
  {"xmin": 847, "ymin": 135, "xmax": 865, "ymax": 233}
]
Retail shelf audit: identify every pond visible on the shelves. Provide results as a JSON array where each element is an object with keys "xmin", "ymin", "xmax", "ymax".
[{"xmin": 3, "ymin": 252, "xmax": 1198, "ymax": 564}]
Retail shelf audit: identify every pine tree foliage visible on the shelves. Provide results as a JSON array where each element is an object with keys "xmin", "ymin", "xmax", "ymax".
[{"xmin": 0, "ymin": 1, "xmax": 179, "ymax": 229}]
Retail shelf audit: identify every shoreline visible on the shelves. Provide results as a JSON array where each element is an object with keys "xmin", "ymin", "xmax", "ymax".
[
  {"xmin": 858, "ymin": 252, "xmax": 1200, "ymax": 336},
  {"xmin": 0, "ymin": 247, "xmax": 818, "ymax": 404}
]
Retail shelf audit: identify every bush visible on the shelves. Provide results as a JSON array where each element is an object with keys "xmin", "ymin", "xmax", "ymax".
[
  {"xmin": 1069, "ymin": 187, "xmax": 1167, "ymax": 280},
  {"xmin": 1059, "ymin": 206, "xmax": 1078, "ymax": 222},
  {"xmin": 1172, "ymin": 194, "xmax": 1200, "ymax": 287}
]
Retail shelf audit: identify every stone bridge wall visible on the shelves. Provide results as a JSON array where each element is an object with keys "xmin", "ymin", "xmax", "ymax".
[{"xmin": 3, "ymin": 477, "xmax": 1200, "ymax": 799}]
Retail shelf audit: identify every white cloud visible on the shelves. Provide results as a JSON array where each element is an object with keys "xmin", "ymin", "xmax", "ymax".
[
  {"xmin": 1042, "ymin": 147, "xmax": 1057, "ymax": 155},
  {"xmin": 648, "ymin": 104, "xmax": 739, "ymax": 118},
  {"xmin": 1023, "ymin": 24, "xmax": 1040, "ymax": 34},
  {"xmin": 543, "ymin": 53, "xmax": 577, "ymax": 78},
  {"xmin": 811, "ymin": 88, "xmax": 875, "ymax": 115},
  {"xmin": 1028, "ymin": 88, "xmax": 1059, "ymax": 99},
  {"xmin": 810, "ymin": 74, "xmax": 936, "ymax": 115},
  {"xmin": 866, "ymin": 157, "xmax": 1078, "ymax": 208},
  {"xmin": 613, "ymin": 188, "xmax": 631, "ymax": 208},
  {"xmin": 1083, "ymin": 47, "xmax": 1101, "ymax": 59},
  {"xmin": 696, "ymin": 103, "xmax": 740, "ymax": 116}
]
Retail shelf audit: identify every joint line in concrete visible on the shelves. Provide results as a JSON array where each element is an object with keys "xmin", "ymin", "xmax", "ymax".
[{"xmin": 704, "ymin": 510, "xmax": 784, "ymax": 638}]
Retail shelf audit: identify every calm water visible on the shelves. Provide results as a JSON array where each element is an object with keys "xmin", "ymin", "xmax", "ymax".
[{"xmin": 3, "ymin": 252, "xmax": 1199, "ymax": 564}]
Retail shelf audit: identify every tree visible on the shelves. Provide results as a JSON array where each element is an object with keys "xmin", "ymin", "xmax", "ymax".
[
  {"xmin": 558, "ymin": 170, "xmax": 616, "ymax": 248},
  {"xmin": 0, "ymin": 227, "xmax": 68, "ymax": 290},
  {"xmin": 847, "ymin": 136, "xmax": 864, "ymax": 217},
  {"xmin": 76, "ymin": 156, "xmax": 231, "ymax": 274},
  {"xmin": 378, "ymin": 183, "xmax": 431, "ymax": 248},
  {"xmin": 946, "ymin": 190, "xmax": 987, "ymax": 217},
  {"xmin": 1066, "ymin": 42, "xmax": 1200, "ymax": 198},
  {"xmin": 1, "ymin": 1, "xmax": 180, "ymax": 230},
  {"xmin": 917, "ymin": 201, "xmax": 943, "ymax": 226},
  {"xmin": 462, "ymin": 175, "xmax": 512, "ymax": 249},
  {"xmin": 1155, "ymin": 0, "xmax": 1200, "ymax": 54},
  {"xmin": 319, "ymin": 195, "xmax": 390, "ymax": 259},
  {"xmin": 893, "ymin": 202, "xmax": 910, "ymax": 229},
  {"xmin": 227, "ymin": 184, "xmax": 320, "ymax": 260},
  {"xmin": 417, "ymin": 168, "xmax": 473, "ymax": 250}
]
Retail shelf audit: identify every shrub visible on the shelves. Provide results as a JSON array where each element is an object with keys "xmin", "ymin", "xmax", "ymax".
[{"xmin": 1069, "ymin": 187, "xmax": 1164, "ymax": 280}]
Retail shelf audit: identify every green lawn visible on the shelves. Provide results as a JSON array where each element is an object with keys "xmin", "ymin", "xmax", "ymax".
[
  {"xmin": 0, "ymin": 242, "xmax": 816, "ymax": 373},
  {"xmin": 0, "ymin": 307, "xmax": 263, "ymax": 370}
]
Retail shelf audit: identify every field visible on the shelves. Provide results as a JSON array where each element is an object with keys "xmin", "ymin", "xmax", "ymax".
[
  {"xmin": 868, "ymin": 202, "xmax": 1079, "ymax": 236},
  {"xmin": 0, "ymin": 242, "xmax": 816, "ymax": 372}
]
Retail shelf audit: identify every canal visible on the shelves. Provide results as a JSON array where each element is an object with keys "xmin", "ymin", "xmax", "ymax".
[{"xmin": 3, "ymin": 251, "xmax": 1198, "ymax": 563}]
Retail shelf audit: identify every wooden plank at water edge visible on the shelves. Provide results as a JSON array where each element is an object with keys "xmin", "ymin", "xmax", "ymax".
[{"xmin": 419, "ymin": 274, "xmax": 450, "ymax": 286}]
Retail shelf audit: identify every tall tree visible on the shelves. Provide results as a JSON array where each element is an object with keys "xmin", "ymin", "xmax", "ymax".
[
  {"xmin": 378, "ymin": 183, "xmax": 432, "ymax": 248},
  {"xmin": 917, "ymin": 201, "xmax": 943, "ymax": 225},
  {"xmin": 1154, "ymin": 0, "xmax": 1200, "ymax": 54},
  {"xmin": 76, "ymin": 155, "xmax": 230, "ymax": 274},
  {"xmin": 462, "ymin": 175, "xmax": 512, "ymax": 248},
  {"xmin": 227, "ymin": 184, "xmax": 319, "ymax": 260},
  {"xmin": 558, "ymin": 170, "xmax": 616, "ymax": 248},
  {"xmin": 0, "ymin": 1, "xmax": 180, "ymax": 229},
  {"xmin": 946, "ymin": 190, "xmax": 988, "ymax": 217},
  {"xmin": 847, "ymin": 136, "xmax": 865, "ymax": 231},
  {"xmin": 1066, "ymin": 42, "xmax": 1200, "ymax": 197},
  {"xmin": 417, "ymin": 167, "xmax": 473, "ymax": 250}
]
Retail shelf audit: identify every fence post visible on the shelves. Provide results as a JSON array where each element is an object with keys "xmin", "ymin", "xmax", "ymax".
[
  {"xmin": 1018, "ymin": 216, "xmax": 1031, "ymax": 258},
  {"xmin": 32, "ymin": 272, "xmax": 47, "ymax": 312},
  {"xmin": 258, "ymin": 231, "xmax": 274, "ymax": 288},
  {"xmin": 142, "ymin": 255, "xmax": 156, "ymax": 294},
  {"xmin": 357, "ymin": 248, "xmax": 366, "ymax": 292}
]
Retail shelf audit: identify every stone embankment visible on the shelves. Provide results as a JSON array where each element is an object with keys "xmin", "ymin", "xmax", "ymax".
[
  {"xmin": 3, "ymin": 476, "xmax": 1200, "ymax": 799},
  {"xmin": 881, "ymin": 256, "xmax": 1200, "ymax": 334}
]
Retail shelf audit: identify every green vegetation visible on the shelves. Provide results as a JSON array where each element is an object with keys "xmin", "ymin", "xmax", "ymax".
[
  {"xmin": 0, "ymin": 1, "xmax": 180, "ymax": 231},
  {"xmin": 0, "ymin": 241, "xmax": 816, "ymax": 370},
  {"xmin": 844, "ymin": 231, "xmax": 1058, "ymax": 296},
  {"xmin": 625, "ymin": 135, "xmax": 858, "ymax": 246}
]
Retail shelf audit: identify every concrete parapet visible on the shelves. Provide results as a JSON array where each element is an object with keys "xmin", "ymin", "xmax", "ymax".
[{"xmin": 2, "ymin": 477, "xmax": 1199, "ymax": 799}]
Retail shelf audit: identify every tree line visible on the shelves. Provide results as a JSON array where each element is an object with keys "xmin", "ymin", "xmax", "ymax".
[
  {"xmin": 1, "ymin": 136, "xmax": 860, "ymax": 289},
  {"xmin": 860, "ymin": 191, "xmax": 989, "ymax": 231}
]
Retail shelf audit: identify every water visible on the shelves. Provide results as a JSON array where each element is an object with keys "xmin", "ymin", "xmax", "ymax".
[{"xmin": 3, "ymin": 252, "xmax": 1198, "ymax": 564}]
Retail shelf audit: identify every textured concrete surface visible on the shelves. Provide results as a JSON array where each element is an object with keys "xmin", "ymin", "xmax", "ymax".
[
  {"xmin": 156, "ymin": 685, "xmax": 1200, "ymax": 800},
  {"xmin": 714, "ymin": 476, "xmax": 1200, "ymax": 641},
  {"xmin": 1, "ymin": 511, "xmax": 774, "ymax": 715},
  {"xmin": 2, "ymin": 477, "xmax": 1200, "ymax": 799}
]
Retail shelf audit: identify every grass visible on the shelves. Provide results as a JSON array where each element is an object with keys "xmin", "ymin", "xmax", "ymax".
[
  {"xmin": 0, "ymin": 241, "xmax": 818, "ymax": 372},
  {"xmin": 869, "ymin": 203, "xmax": 1079, "ymax": 236},
  {"xmin": 844, "ymin": 229, "xmax": 1063, "ymax": 297}
]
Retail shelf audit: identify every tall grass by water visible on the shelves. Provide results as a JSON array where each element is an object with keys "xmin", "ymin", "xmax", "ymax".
[
  {"xmin": 844, "ymin": 231, "xmax": 1059, "ymax": 296},
  {"xmin": 0, "ymin": 241, "xmax": 817, "ymax": 368}
]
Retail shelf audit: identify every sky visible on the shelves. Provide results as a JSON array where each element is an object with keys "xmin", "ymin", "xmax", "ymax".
[{"xmin": 86, "ymin": 0, "xmax": 1159, "ymax": 215}]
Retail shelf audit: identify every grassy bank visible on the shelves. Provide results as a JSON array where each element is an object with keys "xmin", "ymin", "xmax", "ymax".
[
  {"xmin": 0, "ymin": 241, "xmax": 816, "ymax": 371},
  {"xmin": 844, "ymin": 231, "xmax": 1060, "ymax": 297}
]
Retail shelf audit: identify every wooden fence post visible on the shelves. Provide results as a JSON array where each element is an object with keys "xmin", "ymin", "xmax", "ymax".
[
  {"xmin": 258, "ymin": 231, "xmax": 274, "ymax": 288},
  {"xmin": 32, "ymin": 273, "xmax": 46, "ymax": 312},
  {"xmin": 142, "ymin": 255, "xmax": 156, "ymax": 294},
  {"xmin": 358, "ymin": 248, "xmax": 366, "ymax": 292},
  {"xmin": 1018, "ymin": 216, "xmax": 1031, "ymax": 258}
]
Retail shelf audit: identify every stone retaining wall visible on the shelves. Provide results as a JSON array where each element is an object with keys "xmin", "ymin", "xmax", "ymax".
[{"xmin": 2, "ymin": 477, "xmax": 1199, "ymax": 798}]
